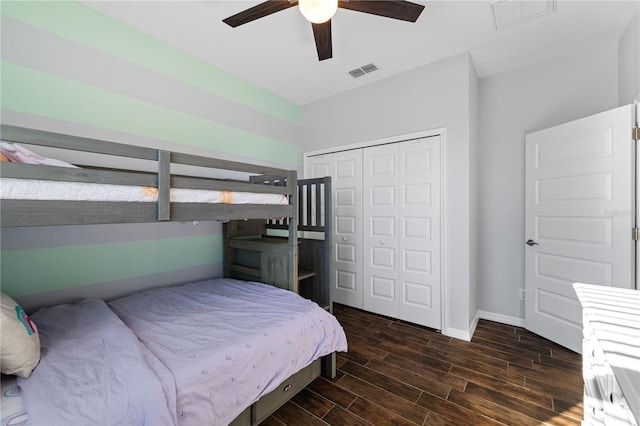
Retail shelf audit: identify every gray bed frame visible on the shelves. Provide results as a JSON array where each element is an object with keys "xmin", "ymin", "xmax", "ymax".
[
  {"xmin": 0, "ymin": 125, "xmax": 297, "ymax": 225},
  {"xmin": 0, "ymin": 125, "xmax": 336, "ymax": 425}
]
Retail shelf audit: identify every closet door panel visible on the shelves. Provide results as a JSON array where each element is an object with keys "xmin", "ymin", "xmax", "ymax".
[
  {"xmin": 362, "ymin": 138, "xmax": 442, "ymax": 329},
  {"xmin": 308, "ymin": 151, "xmax": 363, "ymax": 309},
  {"xmin": 398, "ymin": 137, "xmax": 441, "ymax": 329},
  {"xmin": 363, "ymin": 143, "xmax": 400, "ymax": 317}
]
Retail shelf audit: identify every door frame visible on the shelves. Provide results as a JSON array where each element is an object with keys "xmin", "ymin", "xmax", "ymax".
[
  {"xmin": 636, "ymin": 102, "xmax": 640, "ymax": 291},
  {"xmin": 303, "ymin": 127, "xmax": 447, "ymax": 332}
]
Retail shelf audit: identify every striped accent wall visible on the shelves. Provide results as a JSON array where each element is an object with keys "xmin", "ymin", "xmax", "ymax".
[{"xmin": 0, "ymin": 1, "xmax": 301, "ymax": 310}]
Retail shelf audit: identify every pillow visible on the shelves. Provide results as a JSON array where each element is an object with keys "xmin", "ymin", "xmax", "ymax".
[
  {"xmin": 0, "ymin": 142, "xmax": 78, "ymax": 168},
  {"xmin": 0, "ymin": 293, "xmax": 40, "ymax": 378}
]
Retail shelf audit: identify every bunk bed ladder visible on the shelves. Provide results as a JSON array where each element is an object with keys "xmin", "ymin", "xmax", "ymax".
[
  {"xmin": 248, "ymin": 172, "xmax": 299, "ymax": 293},
  {"xmin": 288, "ymin": 172, "xmax": 299, "ymax": 293}
]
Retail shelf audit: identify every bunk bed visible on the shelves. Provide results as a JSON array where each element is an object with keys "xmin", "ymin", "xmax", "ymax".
[{"xmin": 0, "ymin": 125, "xmax": 346, "ymax": 426}]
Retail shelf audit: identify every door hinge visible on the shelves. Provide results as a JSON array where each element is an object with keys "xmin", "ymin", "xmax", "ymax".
[
  {"xmin": 634, "ymin": 126, "xmax": 640, "ymax": 141},
  {"xmin": 633, "ymin": 227, "xmax": 640, "ymax": 241}
]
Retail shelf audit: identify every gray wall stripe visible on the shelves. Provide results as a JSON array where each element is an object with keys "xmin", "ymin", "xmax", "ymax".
[
  {"xmin": 1, "ymin": 17, "xmax": 300, "ymax": 146},
  {"xmin": 0, "ymin": 111, "xmax": 301, "ymax": 173}
]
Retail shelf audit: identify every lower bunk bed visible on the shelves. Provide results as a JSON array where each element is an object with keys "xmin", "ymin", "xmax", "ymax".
[{"xmin": 0, "ymin": 278, "xmax": 348, "ymax": 426}]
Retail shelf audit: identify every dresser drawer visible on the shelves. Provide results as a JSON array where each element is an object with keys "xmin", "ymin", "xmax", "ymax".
[
  {"xmin": 583, "ymin": 336, "xmax": 605, "ymax": 370},
  {"xmin": 602, "ymin": 377, "xmax": 639, "ymax": 426},
  {"xmin": 252, "ymin": 359, "xmax": 321, "ymax": 424},
  {"xmin": 584, "ymin": 373, "xmax": 606, "ymax": 425}
]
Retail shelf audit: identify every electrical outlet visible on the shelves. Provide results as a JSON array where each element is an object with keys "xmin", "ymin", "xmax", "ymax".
[{"xmin": 519, "ymin": 289, "xmax": 526, "ymax": 301}]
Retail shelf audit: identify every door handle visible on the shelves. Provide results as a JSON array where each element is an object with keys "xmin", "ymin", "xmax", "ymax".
[{"xmin": 525, "ymin": 239, "xmax": 539, "ymax": 246}]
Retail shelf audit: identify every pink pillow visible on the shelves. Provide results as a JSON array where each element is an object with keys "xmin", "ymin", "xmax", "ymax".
[{"xmin": 0, "ymin": 142, "xmax": 78, "ymax": 168}]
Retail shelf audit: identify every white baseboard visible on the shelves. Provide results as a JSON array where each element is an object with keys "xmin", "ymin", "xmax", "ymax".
[
  {"xmin": 478, "ymin": 310, "xmax": 525, "ymax": 327},
  {"xmin": 470, "ymin": 311, "xmax": 480, "ymax": 338},
  {"xmin": 442, "ymin": 311, "xmax": 524, "ymax": 342},
  {"xmin": 443, "ymin": 326, "xmax": 472, "ymax": 341}
]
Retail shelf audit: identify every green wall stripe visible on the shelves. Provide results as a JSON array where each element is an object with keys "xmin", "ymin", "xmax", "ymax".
[
  {"xmin": 1, "ymin": 1, "xmax": 300, "ymax": 124},
  {"xmin": 1, "ymin": 235, "xmax": 223, "ymax": 297},
  {"xmin": 1, "ymin": 61, "xmax": 301, "ymax": 167}
]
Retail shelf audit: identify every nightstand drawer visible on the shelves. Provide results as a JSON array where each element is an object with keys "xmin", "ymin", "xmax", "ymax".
[{"xmin": 252, "ymin": 359, "xmax": 321, "ymax": 424}]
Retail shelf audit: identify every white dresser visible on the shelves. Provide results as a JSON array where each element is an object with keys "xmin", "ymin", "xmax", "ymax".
[{"xmin": 574, "ymin": 283, "xmax": 640, "ymax": 426}]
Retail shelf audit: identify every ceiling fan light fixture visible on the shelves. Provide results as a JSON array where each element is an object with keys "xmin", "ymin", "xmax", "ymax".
[{"xmin": 299, "ymin": 0, "xmax": 338, "ymax": 24}]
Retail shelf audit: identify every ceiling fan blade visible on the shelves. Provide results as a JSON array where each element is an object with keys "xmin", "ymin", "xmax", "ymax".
[
  {"xmin": 223, "ymin": 1, "xmax": 297, "ymax": 28},
  {"xmin": 312, "ymin": 21, "xmax": 332, "ymax": 61},
  {"xmin": 338, "ymin": 0, "xmax": 425, "ymax": 22}
]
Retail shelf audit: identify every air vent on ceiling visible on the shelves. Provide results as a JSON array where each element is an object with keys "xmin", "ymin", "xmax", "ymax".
[
  {"xmin": 349, "ymin": 68, "xmax": 366, "ymax": 78},
  {"xmin": 348, "ymin": 63, "xmax": 379, "ymax": 78},
  {"xmin": 361, "ymin": 63, "xmax": 378, "ymax": 73},
  {"xmin": 491, "ymin": 0, "xmax": 556, "ymax": 31}
]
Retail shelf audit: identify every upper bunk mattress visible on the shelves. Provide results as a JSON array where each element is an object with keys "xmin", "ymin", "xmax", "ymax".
[
  {"xmin": 108, "ymin": 278, "xmax": 348, "ymax": 426},
  {"xmin": 0, "ymin": 178, "xmax": 288, "ymax": 204}
]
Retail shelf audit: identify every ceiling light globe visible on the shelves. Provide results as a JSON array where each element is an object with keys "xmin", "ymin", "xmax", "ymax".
[{"xmin": 299, "ymin": 0, "xmax": 338, "ymax": 24}]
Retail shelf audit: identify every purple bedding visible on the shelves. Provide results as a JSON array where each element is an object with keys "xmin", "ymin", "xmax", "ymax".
[
  {"xmin": 18, "ymin": 299, "xmax": 177, "ymax": 425},
  {"xmin": 14, "ymin": 279, "xmax": 348, "ymax": 425},
  {"xmin": 109, "ymin": 278, "xmax": 348, "ymax": 425}
]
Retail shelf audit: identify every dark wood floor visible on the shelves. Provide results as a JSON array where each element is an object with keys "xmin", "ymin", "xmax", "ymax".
[{"xmin": 263, "ymin": 304, "xmax": 584, "ymax": 426}]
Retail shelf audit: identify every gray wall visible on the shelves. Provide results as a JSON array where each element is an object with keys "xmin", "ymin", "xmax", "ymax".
[
  {"xmin": 618, "ymin": 7, "xmax": 640, "ymax": 105},
  {"xmin": 301, "ymin": 7, "xmax": 638, "ymax": 329},
  {"xmin": 468, "ymin": 58, "xmax": 479, "ymax": 327},
  {"xmin": 302, "ymin": 53, "xmax": 478, "ymax": 337}
]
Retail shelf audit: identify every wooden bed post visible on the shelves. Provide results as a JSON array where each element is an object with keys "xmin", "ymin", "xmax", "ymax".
[
  {"xmin": 157, "ymin": 150, "xmax": 170, "ymax": 221},
  {"xmin": 288, "ymin": 170, "xmax": 299, "ymax": 293},
  {"xmin": 320, "ymin": 176, "xmax": 336, "ymax": 379},
  {"xmin": 323, "ymin": 176, "xmax": 332, "ymax": 313}
]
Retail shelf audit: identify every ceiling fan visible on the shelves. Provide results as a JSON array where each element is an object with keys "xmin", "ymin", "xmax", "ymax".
[{"xmin": 223, "ymin": 0, "xmax": 426, "ymax": 61}]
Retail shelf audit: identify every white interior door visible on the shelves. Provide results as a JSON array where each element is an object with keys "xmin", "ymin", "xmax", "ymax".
[
  {"xmin": 363, "ymin": 138, "xmax": 441, "ymax": 329},
  {"xmin": 307, "ymin": 150, "xmax": 363, "ymax": 308},
  {"xmin": 525, "ymin": 105, "xmax": 635, "ymax": 353}
]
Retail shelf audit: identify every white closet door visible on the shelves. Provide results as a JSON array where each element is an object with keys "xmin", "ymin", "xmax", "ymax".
[
  {"xmin": 363, "ymin": 143, "xmax": 400, "ymax": 316},
  {"xmin": 363, "ymin": 138, "xmax": 441, "ymax": 329},
  {"xmin": 307, "ymin": 150, "xmax": 363, "ymax": 308},
  {"xmin": 399, "ymin": 137, "xmax": 441, "ymax": 329}
]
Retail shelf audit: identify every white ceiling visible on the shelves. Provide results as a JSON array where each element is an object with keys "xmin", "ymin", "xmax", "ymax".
[{"xmin": 82, "ymin": 0, "xmax": 638, "ymax": 106}]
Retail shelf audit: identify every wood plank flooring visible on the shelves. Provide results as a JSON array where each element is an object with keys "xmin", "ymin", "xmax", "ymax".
[{"xmin": 263, "ymin": 304, "xmax": 584, "ymax": 426}]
